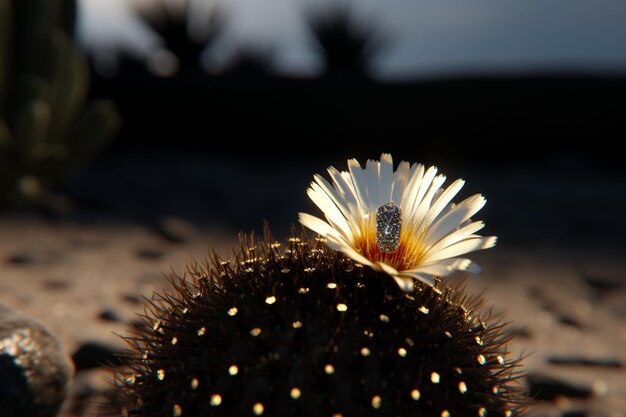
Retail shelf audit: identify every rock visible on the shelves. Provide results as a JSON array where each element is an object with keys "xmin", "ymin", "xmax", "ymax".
[
  {"xmin": 41, "ymin": 278, "xmax": 72, "ymax": 291},
  {"xmin": 558, "ymin": 315, "xmax": 584, "ymax": 329},
  {"xmin": 583, "ymin": 274, "xmax": 624, "ymax": 292},
  {"xmin": 526, "ymin": 373, "xmax": 593, "ymax": 401},
  {"xmin": 547, "ymin": 356, "xmax": 622, "ymax": 368},
  {"xmin": 98, "ymin": 309, "xmax": 125, "ymax": 323},
  {"xmin": 6, "ymin": 250, "xmax": 60, "ymax": 266},
  {"xmin": 0, "ymin": 304, "xmax": 73, "ymax": 417},
  {"xmin": 135, "ymin": 247, "xmax": 164, "ymax": 260},
  {"xmin": 561, "ymin": 411, "xmax": 587, "ymax": 417},
  {"xmin": 72, "ymin": 341, "xmax": 123, "ymax": 371},
  {"xmin": 121, "ymin": 294, "xmax": 142, "ymax": 305}
]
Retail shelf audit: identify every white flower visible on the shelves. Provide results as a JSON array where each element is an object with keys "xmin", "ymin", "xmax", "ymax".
[{"xmin": 298, "ymin": 153, "xmax": 497, "ymax": 292}]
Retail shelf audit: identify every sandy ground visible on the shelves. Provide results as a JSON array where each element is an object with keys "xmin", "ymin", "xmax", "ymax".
[
  {"xmin": 1, "ymin": 214, "xmax": 625, "ymax": 417},
  {"xmin": 1, "ymin": 151, "xmax": 625, "ymax": 416}
]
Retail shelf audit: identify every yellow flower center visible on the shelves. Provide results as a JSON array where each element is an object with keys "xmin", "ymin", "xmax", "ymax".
[{"xmin": 354, "ymin": 214, "xmax": 429, "ymax": 271}]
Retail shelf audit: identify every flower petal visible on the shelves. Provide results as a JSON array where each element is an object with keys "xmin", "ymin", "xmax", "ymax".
[
  {"xmin": 376, "ymin": 261, "xmax": 399, "ymax": 276},
  {"xmin": 392, "ymin": 275, "xmax": 415, "ymax": 292},
  {"xmin": 308, "ymin": 183, "xmax": 354, "ymax": 241},
  {"xmin": 328, "ymin": 167, "xmax": 359, "ymax": 211},
  {"xmin": 391, "ymin": 161, "xmax": 411, "ymax": 204},
  {"xmin": 348, "ymin": 158, "xmax": 371, "ymax": 210},
  {"xmin": 366, "ymin": 158, "xmax": 382, "ymax": 209},
  {"xmin": 313, "ymin": 174, "xmax": 360, "ymax": 233},
  {"xmin": 424, "ymin": 236, "xmax": 497, "ymax": 263},
  {"xmin": 422, "ymin": 178, "xmax": 465, "ymax": 228},
  {"xmin": 454, "ymin": 258, "xmax": 482, "ymax": 274},
  {"xmin": 396, "ymin": 270, "xmax": 435, "ymax": 287},
  {"xmin": 298, "ymin": 213, "xmax": 353, "ymax": 248},
  {"xmin": 427, "ymin": 220, "xmax": 486, "ymax": 255},
  {"xmin": 379, "ymin": 153, "xmax": 394, "ymax": 205},
  {"xmin": 300, "ymin": 154, "xmax": 497, "ymax": 291},
  {"xmin": 407, "ymin": 257, "xmax": 482, "ymax": 276},
  {"xmin": 405, "ymin": 262, "xmax": 454, "ymax": 277},
  {"xmin": 426, "ymin": 194, "xmax": 486, "ymax": 245},
  {"xmin": 340, "ymin": 246, "xmax": 379, "ymax": 269},
  {"xmin": 399, "ymin": 163, "xmax": 425, "ymax": 216},
  {"xmin": 298, "ymin": 212, "xmax": 333, "ymax": 236},
  {"xmin": 412, "ymin": 174, "xmax": 447, "ymax": 222},
  {"xmin": 404, "ymin": 165, "xmax": 437, "ymax": 219}
]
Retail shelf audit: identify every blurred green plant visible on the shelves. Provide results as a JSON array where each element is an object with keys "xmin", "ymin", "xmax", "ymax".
[{"xmin": 0, "ymin": 0, "xmax": 120, "ymax": 209}]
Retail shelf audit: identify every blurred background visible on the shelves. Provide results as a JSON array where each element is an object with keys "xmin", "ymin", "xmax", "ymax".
[
  {"xmin": 2, "ymin": 0, "xmax": 625, "ymax": 239},
  {"xmin": 1, "ymin": 0, "xmax": 626, "ymax": 416}
]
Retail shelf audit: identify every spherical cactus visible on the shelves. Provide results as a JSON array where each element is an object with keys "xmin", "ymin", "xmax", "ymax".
[{"xmin": 109, "ymin": 230, "xmax": 527, "ymax": 417}]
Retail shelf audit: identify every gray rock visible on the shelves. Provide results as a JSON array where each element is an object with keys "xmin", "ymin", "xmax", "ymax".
[{"xmin": 0, "ymin": 304, "xmax": 73, "ymax": 417}]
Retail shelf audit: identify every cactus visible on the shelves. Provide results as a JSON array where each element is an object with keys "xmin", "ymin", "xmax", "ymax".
[
  {"xmin": 0, "ymin": 0, "xmax": 120, "ymax": 208},
  {"xmin": 109, "ymin": 229, "xmax": 527, "ymax": 417}
]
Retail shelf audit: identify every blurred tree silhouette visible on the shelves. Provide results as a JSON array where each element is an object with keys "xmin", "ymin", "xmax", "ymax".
[
  {"xmin": 136, "ymin": 0, "xmax": 225, "ymax": 78},
  {"xmin": 307, "ymin": 3, "xmax": 384, "ymax": 79},
  {"xmin": 82, "ymin": 0, "xmax": 624, "ymax": 171},
  {"xmin": 0, "ymin": 0, "xmax": 120, "ymax": 209}
]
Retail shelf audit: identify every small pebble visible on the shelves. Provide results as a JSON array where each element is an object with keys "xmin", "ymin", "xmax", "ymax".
[
  {"xmin": 98, "ymin": 309, "xmax": 125, "ymax": 323},
  {"xmin": 547, "ymin": 356, "xmax": 622, "ymax": 368},
  {"xmin": 6, "ymin": 251, "xmax": 60, "ymax": 266},
  {"xmin": 121, "ymin": 294, "xmax": 142, "ymax": 305},
  {"xmin": 72, "ymin": 341, "xmax": 123, "ymax": 371},
  {"xmin": 560, "ymin": 411, "xmax": 588, "ymax": 417},
  {"xmin": 135, "ymin": 248, "xmax": 164, "ymax": 260},
  {"xmin": 526, "ymin": 373, "xmax": 592, "ymax": 400},
  {"xmin": 558, "ymin": 315, "xmax": 583, "ymax": 329},
  {"xmin": 42, "ymin": 279, "xmax": 72, "ymax": 291},
  {"xmin": 583, "ymin": 275, "xmax": 624, "ymax": 292}
]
